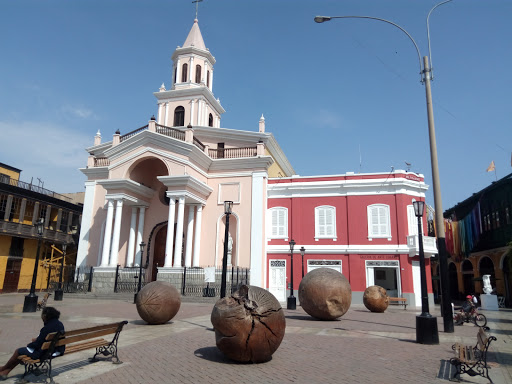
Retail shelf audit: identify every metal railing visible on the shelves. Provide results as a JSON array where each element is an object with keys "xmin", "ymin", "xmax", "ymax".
[
  {"xmin": 114, "ymin": 265, "xmax": 148, "ymax": 293},
  {"xmin": 180, "ymin": 266, "xmax": 250, "ymax": 297},
  {"xmin": 208, "ymin": 147, "xmax": 257, "ymax": 159},
  {"xmin": 0, "ymin": 176, "xmax": 72, "ymax": 202},
  {"xmin": 120, "ymin": 124, "xmax": 149, "ymax": 142},
  {"xmin": 155, "ymin": 124, "xmax": 186, "ymax": 141}
]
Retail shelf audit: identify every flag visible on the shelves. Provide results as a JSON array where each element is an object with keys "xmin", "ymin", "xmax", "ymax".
[{"xmin": 486, "ymin": 161, "xmax": 495, "ymax": 172}]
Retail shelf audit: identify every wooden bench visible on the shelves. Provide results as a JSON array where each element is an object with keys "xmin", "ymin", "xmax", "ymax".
[
  {"xmin": 17, "ymin": 321, "xmax": 128, "ymax": 384},
  {"xmin": 450, "ymin": 327, "xmax": 497, "ymax": 383},
  {"xmin": 388, "ymin": 297, "xmax": 407, "ymax": 309},
  {"xmin": 36, "ymin": 293, "xmax": 51, "ymax": 311}
]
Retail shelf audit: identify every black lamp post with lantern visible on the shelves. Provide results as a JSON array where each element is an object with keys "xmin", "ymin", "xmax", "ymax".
[
  {"xmin": 300, "ymin": 246, "xmax": 306, "ymax": 278},
  {"xmin": 134, "ymin": 241, "xmax": 146, "ymax": 303},
  {"xmin": 54, "ymin": 243, "xmax": 67, "ymax": 301},
  {"xmin": 287, "ymin": 239, "xmax": 296, "ymax": 310},
  {"xmin": 413, "ymin": 200, "xmax": 439, "ymax": 345},
  {"xmin": 220, "ymin": 201, "xmax": 233, "ymax": 298},
  {"xmin": 23, "ymin": 218, "xmax": 45, "ymax": 312}
]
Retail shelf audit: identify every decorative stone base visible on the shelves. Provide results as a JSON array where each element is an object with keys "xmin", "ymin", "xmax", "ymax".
[
  {"xmin": 91, "ymin": 267, "xmax": 118, "ymax": 293},
  {"xmin": 481, "ymin": 294, "xmax": 499, "ymax": 311}
]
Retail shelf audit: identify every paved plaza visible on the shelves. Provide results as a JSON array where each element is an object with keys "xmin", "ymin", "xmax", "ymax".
[{"xmin": 0, "ymin": 293, "xmax": 511, "ymax": 384}]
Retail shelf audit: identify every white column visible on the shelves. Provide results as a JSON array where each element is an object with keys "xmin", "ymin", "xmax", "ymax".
[
  {"xmin": 189, "ymin": 56, "xmax": 194, "ymax": 82},
  {"xmin": 126, "ymin": 207, "xmax": 138, "ymax": 266},
  {"xmin": 173, "ymin": 196, "xmax": 185, "ymax": 267},
  {"xmin": 135, "ymin": 206, "xmax": 146, "ymax": 266},
  {"xmin": 198, "ymin": 100, "xmax": 203, "ymax": 127},
  {"xmin": 158, "ymin": 103, "xmax": 165, "ymax": 125},
  {"xmin": 100, "ymin": 199, "xmax": 115, "ymax": 267},
  {"xmin": 77, "ymin": 181, "xmax": 96, "ymax": 269},
  {"xmin": 192, "ymin": 205, "xmax": 203, "ymax": 267},
  {"xmin": 109, "ymin": 199, "xmax": 124, "ymax": 266},
  {"xmin": 165, "ymin": 103, "xmax": 170, "ymax": 126},
  {"xmin": 250, "ymin": 172, "xmax": 267, "ymax": 288},
  {"xmin": 164, "ymin": 198, "xmax": 176, "ymax": 267},
  {"xmin": 176, "ymin": 58, "xmax": 181, "ymax": 83},
  {"xmin": 190, "ymin": 99, "xmax": 195, "ymax": 126},
  {"xmin": 184, "ymin": 205, "xmax": 195, "ymax": 267},
  {"xmin": 210, "ymin": 69, "xmax": 214, "ymax": 91}
]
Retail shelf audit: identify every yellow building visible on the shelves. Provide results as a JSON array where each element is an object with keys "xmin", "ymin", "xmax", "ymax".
[{"xmin": 0, "ymin": 163, "xmax": 83, "ymax": 293}]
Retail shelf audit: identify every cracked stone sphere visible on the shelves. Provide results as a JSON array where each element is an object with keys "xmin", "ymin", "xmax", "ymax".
[
  {"xmin": 363, "ymin": 285, "xmax": 389, "ymax": 313},
  {"xmin": 211, "ymin": 285, "xmax": 285, "ymax": 363},
  {"xmin": 136, "ymin": 281, "xmax": 181, "ymax": 325},
  {"xmin": 298, "ymin": 268, "xmax": 352, "ymax": 320}
]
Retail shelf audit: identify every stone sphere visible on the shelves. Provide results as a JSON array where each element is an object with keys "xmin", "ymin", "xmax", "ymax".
[
  {"xmin": 136, "ymin": 281, "xmax": 181, "ymax": 325},
  {"xmin": 298, "ymin": 268, "xmax": 351, "ymax": 320},
  {"xmin": 211, "ymin": 285, "xmax": 285, "ymax": 363},
  {"xmin": 363, "ymin": 285, "xmax": 389, "ymax": 313}
]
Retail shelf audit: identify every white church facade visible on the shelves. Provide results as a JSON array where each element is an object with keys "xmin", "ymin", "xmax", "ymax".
[{"xmin": 77, "ymin": 19, "xmax": 294, "ymax": 291}]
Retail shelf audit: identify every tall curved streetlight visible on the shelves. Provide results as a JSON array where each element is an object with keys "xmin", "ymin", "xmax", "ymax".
[{"xmin": 315, "ymin": 0, "xmax": 454, "ymax": 335}]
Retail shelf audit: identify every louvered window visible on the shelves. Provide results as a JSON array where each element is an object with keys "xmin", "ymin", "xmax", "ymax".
[
  {"xmin": 367, "ymin": 204, "xmax": 391, "ymax": 240},
  {"xmin": 269, "ymin": 207, "xmax": 287, "ymax": 239},
  {"xmin": 182, "ymin": 63, "xmax": 188, "ymax": 82},
  {"xmin": 195, "ymin": 65, "xmax": 201, "ymax": 83},
  {"xmin": 315, "ymin": 206, "xmax": 336, "ymax": 240}
]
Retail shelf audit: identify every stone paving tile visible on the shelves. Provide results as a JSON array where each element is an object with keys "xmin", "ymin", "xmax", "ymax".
[{"xmin": 0, "ymin": 293, "xmax": 510, "ymax": 384}]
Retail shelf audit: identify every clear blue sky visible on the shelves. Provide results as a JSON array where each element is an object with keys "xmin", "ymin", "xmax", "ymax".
[{"xmin": 1, "ymin": 0, "xmax": 511, "ymax": 211}]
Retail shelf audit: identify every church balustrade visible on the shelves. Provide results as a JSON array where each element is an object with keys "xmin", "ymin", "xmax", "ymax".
[
  {"xmin": 120, "ymin": 124, "xmax": 149, "ymax": 142},
  {"xmin": 209, "ymin": 146, "xmax": 257, "ymax": 159},
  {"xmin": 155, "ymin": 124, "xmax": 186, "ymax": 141}
]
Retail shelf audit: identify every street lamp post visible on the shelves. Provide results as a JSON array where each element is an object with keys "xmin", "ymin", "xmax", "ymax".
[
  {"xmin": 287, "ymin": 239, "xmax": 296, "ymax": 310},
  {"xmin": 134, "ymin": 241, "xmax": 146, "ymax": 303},
  {"xmin": 300, "ymin": 246, "xmax": 306, "ymax": 278},
  {"xmin": 220, "ymin": 201, "xmax": 233, "ymax": 298},
  {"xmin": 23, "ymin": 218, "xmax": 45, "ymax": 312},
  {"xmin": 54, "ymin": 243, "xmax": 67, "ymax": 301},
  {"xmin": 413, "ymin": 200, "xmax": 439, "ymax": 344},
  {"xmin": 314, "ymin": 0, "xmax": 454, "ymax": 333}
]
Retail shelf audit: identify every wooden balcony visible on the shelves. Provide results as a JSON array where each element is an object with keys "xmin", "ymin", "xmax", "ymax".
[{"xmin": 0, "ymin": 220, "xmax": 74, "ymax": 243}]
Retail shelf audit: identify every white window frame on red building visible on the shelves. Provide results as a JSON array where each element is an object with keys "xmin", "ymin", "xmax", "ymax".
[
  {"xmin": 315, "ymin": 205, "xmax": 337, "ymax": 241},
  {"xmin": 367, "ymin": 204, "xmax": 391, "ymax": 241},
  {"xmin": 269, "ymin": 207, "xmax": 288, "ymax": 239}
]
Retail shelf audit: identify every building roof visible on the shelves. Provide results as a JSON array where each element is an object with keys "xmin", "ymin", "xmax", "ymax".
[
  {"xmin": 444, "ymin": 172, "xmax": 512, "ymax": 218},
  {"xmin": 183, "ymin": 19, "xmax": 207, "ymax": 51}
]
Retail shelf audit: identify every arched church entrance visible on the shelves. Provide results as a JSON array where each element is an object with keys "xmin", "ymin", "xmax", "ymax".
[{"xmin": 149, "ymin": 222, "xmax": 182, "ymax": 281}]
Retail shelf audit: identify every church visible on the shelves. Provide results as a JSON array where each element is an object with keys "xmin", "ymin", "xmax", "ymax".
[{"xmin": 77, "ymin": 18, "xmax": 437, "ymax": 306}]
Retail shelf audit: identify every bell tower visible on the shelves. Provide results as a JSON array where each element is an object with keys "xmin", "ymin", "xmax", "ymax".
[{"xmin": 155, "ymin": 19, "xmax": 225, "ymax": 128}]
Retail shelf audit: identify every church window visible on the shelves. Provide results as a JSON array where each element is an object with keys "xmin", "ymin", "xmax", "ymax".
[
  {"xmin": 173, "ymin": 106, "xmax": 185, "ymax": 127},
  {"xmin": 207, "ymin": 71, "xmax": 210, "ymax": 87},
  {"xmin": 173, "ymin": 66, "xmax": 177, "ymax": 84},
  {"xmin": 208, "ymin": 113, "xmax": 213, "ymax": 127},
  {"xmin": 195, "ymin": 65, "xmax": 201, "ymax": 84},
  {"xmin": 181, "ymin": 63, "xmax": 188, "ymax": 82}
]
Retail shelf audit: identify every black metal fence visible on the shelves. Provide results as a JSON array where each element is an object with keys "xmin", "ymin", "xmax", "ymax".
[
  {"xmin": 114, "ymin": 265, "xmax": 148, "ymax": 293},
  {"xmin": 47, "ymin": 265, "xmax": 92, "ymax": 293},
  {"xmin": 179, "ymin": 266, "xmax": 250, "ymax": 298}
]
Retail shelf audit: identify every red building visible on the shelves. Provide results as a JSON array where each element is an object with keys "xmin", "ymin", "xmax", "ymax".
[{"xmin": 266, "ymin": 170, "xmax": 438, "ymax": 306}]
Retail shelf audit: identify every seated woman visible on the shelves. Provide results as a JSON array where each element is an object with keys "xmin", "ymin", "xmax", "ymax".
[{"xmin": 0, "ymin": 306, "xmax": 65, "ymax": 380}]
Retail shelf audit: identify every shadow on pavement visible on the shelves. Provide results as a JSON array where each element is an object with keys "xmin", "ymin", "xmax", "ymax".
[{"xmin": 194, "ymin": 346, "xmax": 237, "ymax": 364}]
